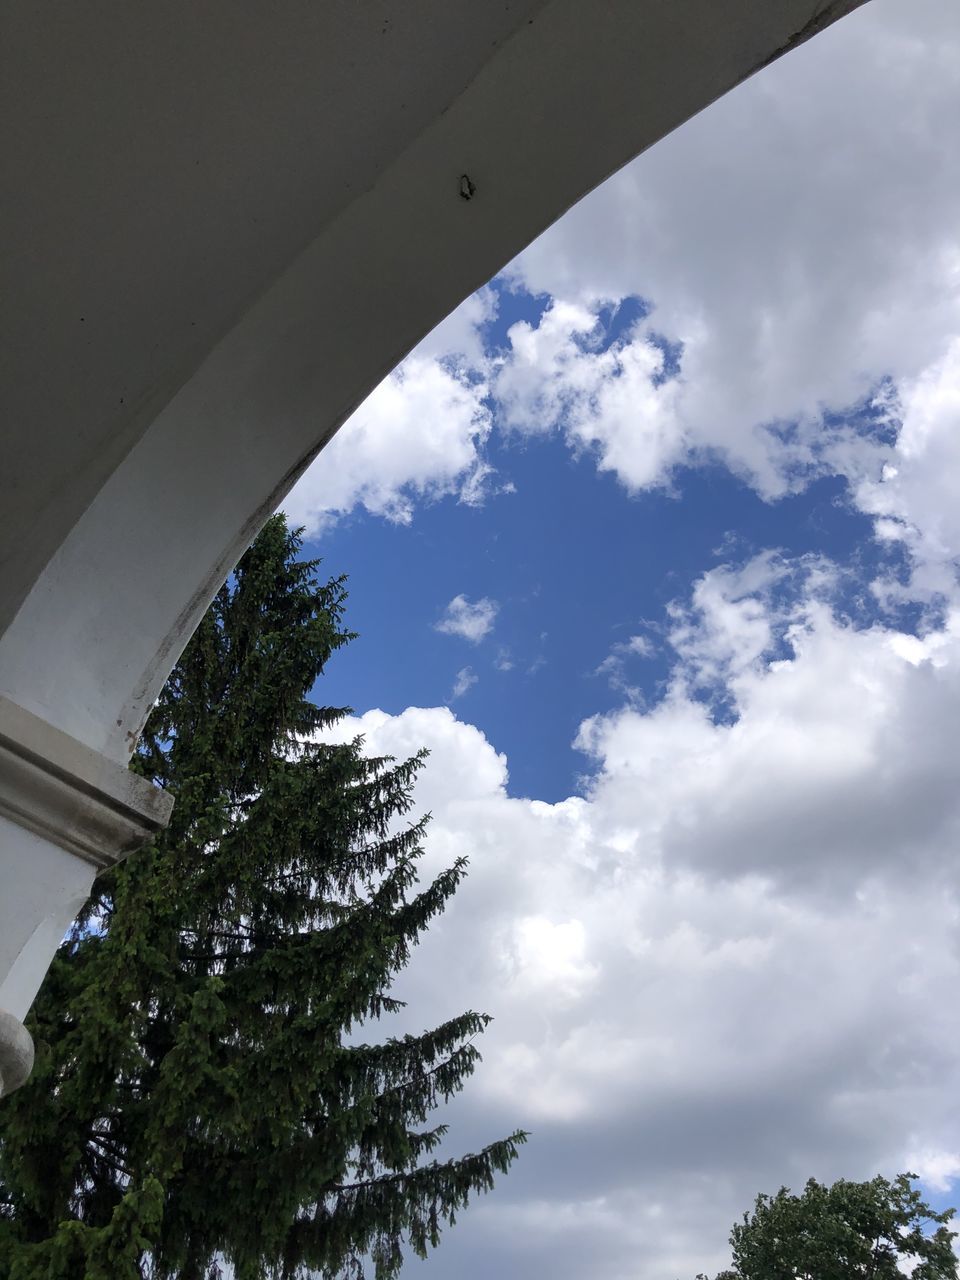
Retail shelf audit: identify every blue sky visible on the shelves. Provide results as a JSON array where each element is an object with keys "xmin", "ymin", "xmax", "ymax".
[
  {"xmin": 283, "ymin": 3, "xmax": 960, "ymax": 1275},
  {"xmin": 314, "ymin": 280, "xmax": 899, "ymax": 803}
]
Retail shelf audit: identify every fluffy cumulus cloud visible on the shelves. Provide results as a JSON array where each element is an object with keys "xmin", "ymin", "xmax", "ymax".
[
  {"xmin": 492, "ymin": 299, "xmax": 685, "ymax": 491},
  {"xmin": 449, "ymin": 665, "xmax": 478, "ymax": 701},
  {"xmin": 595, "ymin": 633, "xmax": 655, "ymax": 701},
  {"xmin": 283, "ymin": 354, "xmax": 493, "ymax": 533},
  {"xmin": 579, "ymin": 558, "xmax": 960, "ymax": 896},
  {"xmin": 329, "ymin": 572, "xmax": 960, "ymax": 1277},
  {"xmin": 510, "ymin": 0, "xmax": 960, "ymax": 503},
  {"xmin": 435, "ymin": 593, "xmax": 499, "ymax": 644}
]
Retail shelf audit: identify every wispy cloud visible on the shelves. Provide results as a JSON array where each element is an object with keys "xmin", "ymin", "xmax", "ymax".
[
  {"xmin": 449, "ymin": 666, "xmax": 478, "ymax": 700},
  {"xmin": 435, "ymin": 594, "xmax": 499, "ymax": 644},
  {"xmin": 594, "ymin": 634, "xmax": 655, "ymax": 701}
]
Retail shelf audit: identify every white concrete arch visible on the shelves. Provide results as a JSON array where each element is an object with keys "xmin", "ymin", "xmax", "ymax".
[{"xmin": 0, "ymin": 0, "xmax": 866, "ymax": 1089}]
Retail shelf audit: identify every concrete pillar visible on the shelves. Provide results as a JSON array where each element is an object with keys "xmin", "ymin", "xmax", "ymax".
[{"xmin": 0, "ymin": 696, "xmax": 172, "ymax": 1095}]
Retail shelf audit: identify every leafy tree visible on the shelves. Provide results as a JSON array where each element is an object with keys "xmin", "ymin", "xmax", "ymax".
[
  {"xmin": 0, "ymin": 516, "xmax": 525, "ymax": 1280},
  {"xmin": 696, "ymin": 1172, "xmax": 957, "ymax": 1279}
]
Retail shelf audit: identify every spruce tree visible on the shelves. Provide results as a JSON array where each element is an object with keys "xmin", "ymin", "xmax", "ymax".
[{"xmin": 0, "ymin": 515, "xmax": 525, "ymax": 1280}]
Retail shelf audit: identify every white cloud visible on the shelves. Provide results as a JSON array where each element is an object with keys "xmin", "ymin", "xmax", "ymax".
[
  {"xmin": 907, "ymin": 1149, "xmax": 960, "ymax": 1196},
  {"xmin": 435, "ymin": 593, "xmax": 499, "ymax": 644},
  {"xmin": 504, "ymin": 916, "xmax": 599, "ymax": 1003},
  {"xmin": 665, "ymin": 551, "xmax": 838, "ymax": 694},
  {"xmin": 450, "ymin": 665, "xmax": 478, "ymax": 700},
  {"xmin": 506, "ymin": 0, "xmax": 960, "ymax": 504},
  {"xmin": 332, "ymin": 556, "xmax": 960, "ymax": 1276},
  {"xmin": 493, "ymin": 300, "xmax": 685, "ymax": 492},
  {"xmin": 595, "ymin": 634, "xmax": 656, "ymax": 701},
  {"xmin": 854, "ymin": 337, "xmax": 960, "ymax": 601},
  {"xmin": 579, "ymin": 565, "xmax": 960, "ymax": 896},
  {"xmin": 282, "ymin": 353, "xmax": 492, "ymax": 533},
  {"xmin": 622, "ymin": 635, "xmax": 654, "ymax": 660}
]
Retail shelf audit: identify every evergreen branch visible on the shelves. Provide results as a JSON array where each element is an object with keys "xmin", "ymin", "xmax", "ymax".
[
  {"xmin": 86, "ymin": 1133, "xmax": 133, "ymax": 1180},
  {"xmin": 328, "ymin": 1131, "xmax": 528, "ymax": 1195}
]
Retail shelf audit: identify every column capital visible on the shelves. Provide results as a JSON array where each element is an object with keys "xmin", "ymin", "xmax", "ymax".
[{"xmin": 0, "ymin": 694, "xmax": 173, "ymax": 870}]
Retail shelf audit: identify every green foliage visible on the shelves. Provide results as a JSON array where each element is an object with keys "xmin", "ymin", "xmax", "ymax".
[
  {"xmin": 697, "ymin": 1172, "xmax": 957, "ymax": 1280},
  {"xmin": 0, "ymin": 516, "xmax": 525, "ymax": 1279}
]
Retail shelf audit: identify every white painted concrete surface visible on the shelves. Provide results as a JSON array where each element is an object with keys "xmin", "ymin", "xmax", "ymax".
[
  {"xmin": 0, "ymin": 696, "xmax": 172, "ymax": 1092},
  {"xmin": 0, "ymin": 815, "xmax": 95, "ymax": 1023}
]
